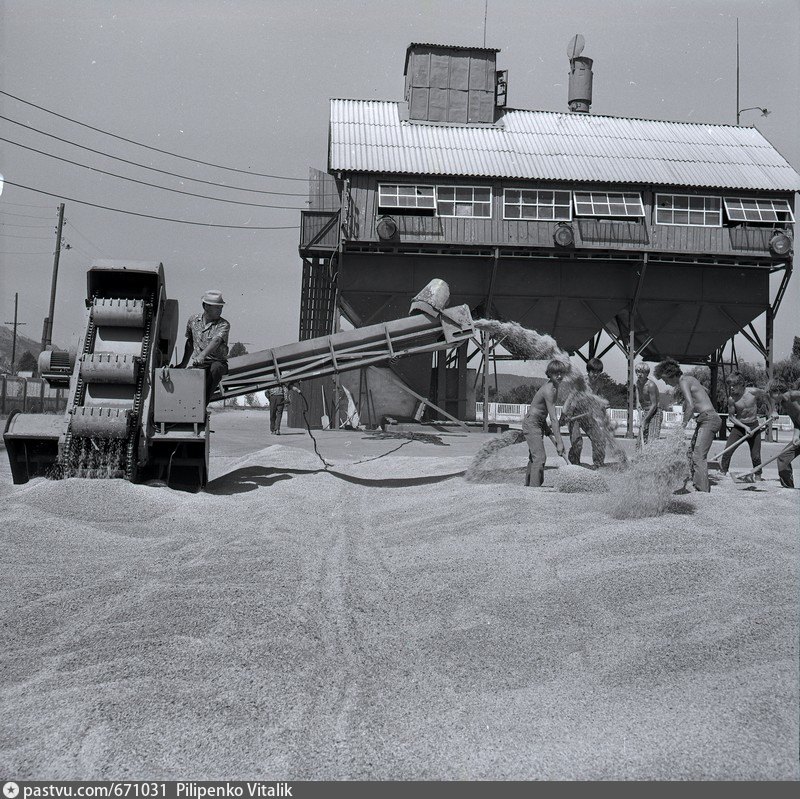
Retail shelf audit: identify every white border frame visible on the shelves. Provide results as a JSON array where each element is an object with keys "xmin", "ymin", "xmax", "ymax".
[
  {"xmin": 377, "ymin": 182, "xmax": 437, "ymax": 212},
  {"xmin": 573, "ymin": 191, "xmax": 645, "ymax": 219},
  {"xmin": 655, "ymin": 193, "xmax": 723, "ymax": 228},
  {"xmin": 502, "ymin": 188, "xmax": 573, "ymax": 222},
  {"xmin": 723, "ymin": 196, "xmax": 795, "ymax": 224},
  {"xmin": 435, "ymin": 185, "xmax": 493, "ymax": 219}
]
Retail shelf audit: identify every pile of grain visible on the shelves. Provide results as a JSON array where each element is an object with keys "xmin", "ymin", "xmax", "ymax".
[
  {"xmin": 552, "ymin": 464, "xmax": 609, "ymax": 493},
  {"xmin": 464, "ymin": 429, "xmax": 526, "ymax": 483},
  {"xmin": 603, "ymin": 429, "xmax": 690, "ymax": 519}
]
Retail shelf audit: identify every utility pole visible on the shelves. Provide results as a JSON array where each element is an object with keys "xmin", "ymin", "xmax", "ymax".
[
  {"xmin": 42, "ymin": 203, "xmax": 65, "ymax": 350},
  {"xmin": 4, "ymin": 292, "xmax": 27, "ymax": 374}
]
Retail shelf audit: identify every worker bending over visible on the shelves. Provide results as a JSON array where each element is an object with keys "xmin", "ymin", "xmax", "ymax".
[
  {"xmin": 522, "ymin": 359, "xmax": 566, "ymax": 487},
  {"xmin": 566, "ymin": 357, "xmax": 606, "ymax": 467},
  {"xmin": 766, "ymin": 380, "xmax": 800, "ymax": 488},
  {"xmin": 635, "ymin": 362, "xmax": 662, "ymax": 445},
  {"xmin": 177, "ymin": 289, "xmax": 230, "ymax": 404},
  {"xmin": 655, "ymin": 358, "xmax": 721, "ymax": 492},
  {"xmin": 719, "ymin": 371, "xmax": 762, "ymax": 477}
]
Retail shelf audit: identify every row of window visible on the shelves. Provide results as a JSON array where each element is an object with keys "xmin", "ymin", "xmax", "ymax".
[{"xmin": 376, "ymin": 184, "xmax": 796, "ymax": 227}]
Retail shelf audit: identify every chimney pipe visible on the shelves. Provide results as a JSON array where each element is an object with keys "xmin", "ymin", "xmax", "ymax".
[{"xmin": 568, "ymin": 55, "xmax": 593, "ymax": 113}]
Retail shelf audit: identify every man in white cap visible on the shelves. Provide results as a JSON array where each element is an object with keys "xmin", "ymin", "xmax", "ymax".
[{"xmin": 177, "ymin": 289, "xmax": 230, "ymax": 403}]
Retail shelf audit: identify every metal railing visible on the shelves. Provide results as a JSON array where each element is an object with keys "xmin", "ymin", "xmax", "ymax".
[{"xmin": 0, "ymin": 376, "xmax": 69, "ymax": 415}]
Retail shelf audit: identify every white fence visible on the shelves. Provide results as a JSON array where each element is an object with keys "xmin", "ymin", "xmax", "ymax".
[{"xmin": 474, "ymin": 402, "xmax": 793, "ymax": 434}]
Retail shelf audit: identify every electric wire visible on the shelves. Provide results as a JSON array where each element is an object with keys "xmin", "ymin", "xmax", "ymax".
[
  {"xmin": 0, "ymin": 220, "xmax": 54, "ymax": 228},
  {"xmin": 1, "ymin": 89, "xmax": 309, "ymax": 181},
  {"xmin": 0, "ymin": 250, "xmax": 52, "ymax": 255},
  {"xmin": 2, "ymin": 180, "xmax": 301, "ymax": 229},
  {"xmin": 65, "ymin": 221, "xmax": 104, "ymax": 255},
  {"xmin": 0, "ymin": 209, "xmax": 53, "ymax": 219},
  {"xmin": 0, "ymin": 233, "xmax": 52, "ymax": 240},
  {"xmin": 0, "ymin": 135, "xmax": 306, "ymax": 210},
  {"xmin": 0, "ymin": 200, "xmax": 54, "ymax": 208},
  {"xmin": 0, "ymin": 117, "xmax": 309, "ymax": 197}
]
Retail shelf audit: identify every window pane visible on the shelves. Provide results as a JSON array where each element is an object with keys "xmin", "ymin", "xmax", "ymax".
[
  {"xmin": 506, "ymin": 205, "xmax": 520, "ymax": 219},
  {"xmin": 475, "ymin": 188, "xmax": 491, "ymax": 202},
  {"xmin": 689, "ymin": 211, "xmax": 705, "ymax": 225},
  {"xmin": 674, "ymin": 210, "xmax": 689, "ymax": 224},
  {"xmin": 574, "ymin": 201, "xmax": 592, "ymax": 215},
  {"xmin": 593, "ymin": 202, "xmax": 611, "ymax": 216},
  {"xmin": 521, "ymin": 205, "xmax": 538, "ymax": 219},
  {"xmin": 399, "ymin": 195, "xmax": 414, "ymax": 207},
  {"xmin": 538, "ymin": 206, "xmax": 554, "ymax": 220},
  {"xmin": 608, "ymin": 202, "xmax": 626, "ymax": 215},
  {"xmin": 538, "ymin": 191, "xmax": 554, "ymax": 204},
  {"xmin": 455, "ymin": 187, "xmax": 472, "ymax": 201},
  {"xmin": 554, "ymin": 191, "xmax": 571, "ymax": 205},
  {"xmin": 475, "ymin": 203, "xmax": 490, "ymax": 217},
  {"xmin": 506, "ymin": 189, "xmax": 521, "ymax": 203},
  {"xmin": 438, "ymin": 187, "xmax": 455, "ymax": 201},
  {"xmin": 438, "ymin": 202, "xmax": 454, "ymax": 216}
]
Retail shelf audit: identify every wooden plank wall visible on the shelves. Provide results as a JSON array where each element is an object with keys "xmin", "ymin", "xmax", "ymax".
[{"xmin": 347, "ymin": 174, "xmax": 791, "ymax": 258}]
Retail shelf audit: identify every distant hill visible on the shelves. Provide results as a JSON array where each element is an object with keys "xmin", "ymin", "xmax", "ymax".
[{"xmin": 0, "ymin": 325, "xmax": 66, "ymax": 373}]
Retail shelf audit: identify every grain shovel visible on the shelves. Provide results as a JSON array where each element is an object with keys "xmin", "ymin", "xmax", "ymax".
[
  {"xmin": 708, "ymin": 417, "xmax": 770, "ymax": 471},
  {"xmin": 320, "ymin": 385, "xmax": 330, "ymax": 430},
  {"xmin": 730, "ymin": 443, "xmax": 795, "ymax": 486}
]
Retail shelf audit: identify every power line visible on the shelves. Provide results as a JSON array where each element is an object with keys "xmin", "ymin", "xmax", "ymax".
[
  {"xmin": 3, "ymin": 180, "xmax": 302, "ymax": 229},
  {"xmin": 0, "ymin": 90, "xmax": 309, "ymax": 182},
  {"xmin": 65, "ymin": 221, "xmax": 103, "ymax": 254},
  {"xmin": 0, "ymin": 209, "xmax": 53, "ymax": 220},
  {"xmin": 0, "ymin": 135, "xmax": 305, "ymax": 210},
  {"xmin": 0, "ymin": 200, "xmax": 54, "ymax": 208},
  {"xmin": 0, "ymin": 250, "xmax": 53, "ymax": 255},
  {"xmin": 0, "ymin": 115, "xmax": 309, "ymax": 196},
  {"xmin": 0, "ymin": 233, "xmax": 52, "ymax": 240},
  {"xmin": 0, "ymin": 220, "xmax": 54, "ymax": 228}
]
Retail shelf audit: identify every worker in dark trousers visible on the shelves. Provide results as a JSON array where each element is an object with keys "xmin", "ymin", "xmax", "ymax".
[
  {"xmin": 568, "ymin": 357, "xmax": 606, "ymax": 467},
  {"xmin": 177, "ymin": 290, "xmax": 230, "ymax": 404},
  {"xmin": 268, "ymin": 383, "xmax": 300, "ymax": 435},
  {"xmin": 766, "ymin": 380, "xmax": 800, "ymax": 488}
]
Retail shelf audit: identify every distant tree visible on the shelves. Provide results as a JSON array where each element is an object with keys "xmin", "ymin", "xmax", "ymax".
[
  {"xmin": 497, "ymin": 383, "xmax": 536, "ymax": 404},
  {"xmin": 590, "ymin": 371, "xmax": 628, "ymax": 407},
  {"xmin": 17, "ymin": 350, "xmax": 37, "ymax": 374},
  {"xmin": 792, "ymin": 336, "xmax": 800, "ymax": 362},
  {"xmin": 229, "ymin": 341, "xmax": 248, "ymax": 358}
]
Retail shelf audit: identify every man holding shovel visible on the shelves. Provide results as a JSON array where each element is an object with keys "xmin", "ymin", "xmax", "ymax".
[
  {"xmin": 766, "ymin": 381, "xmax": 800, "ymax": 488},
  {"xmin": 655, "ymin": 358, "xmax": 721, "ymax": 493},
  {"xmin": 635, "ymin": 362, "xmax": 661, "ymax": 446},
  {"xmin": 719, "ymin": 372, "xmax": 763, "ymax": 477}
]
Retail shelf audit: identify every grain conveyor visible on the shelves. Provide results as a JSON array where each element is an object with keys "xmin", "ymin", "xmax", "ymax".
[{"xmin": 4, "ymin": 261, "xmax": 474, "ymax": 491}]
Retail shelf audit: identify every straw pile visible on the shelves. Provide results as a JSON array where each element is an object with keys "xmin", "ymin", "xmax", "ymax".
[
  {"xmin": 603, "ymin": 429, "xmax": 690, "ymax": 519},
  {"xmin": 474, "ymin": 319, "xmax": 566, "ymax": 363},
  {"xmin": 464, "ymin": 429, "xmax": 526, "ymax": 483},
  {"xmin": 552, "ymin": 464, "xmax": 609, "ymax": 493}
]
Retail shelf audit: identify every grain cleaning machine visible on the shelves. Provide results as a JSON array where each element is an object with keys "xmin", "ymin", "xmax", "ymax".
[{"xmin": 5, "ymin": 260, "xmax": 474, "ymax": 491}]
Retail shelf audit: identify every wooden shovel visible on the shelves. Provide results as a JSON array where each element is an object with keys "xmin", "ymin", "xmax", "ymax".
[
  {"xmin": 320, "ymin": 385, "xmax": 330, "ymax": 430},
  {"xmin": 709, "ymin": 417, "xmax": 770, "ymax": 470},
  {"xmin": 730, "ymin": 443, "xmax": 795, "ymax": 484}
]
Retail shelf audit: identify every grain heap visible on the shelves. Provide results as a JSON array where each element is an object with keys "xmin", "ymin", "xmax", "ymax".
[
  {"xmin": 603, "ymin": 429, "xmax": 690, "ymax": 519},
  {"xmin": 552, "ymin": 464, "xmax": 609, "ymax": 493}
]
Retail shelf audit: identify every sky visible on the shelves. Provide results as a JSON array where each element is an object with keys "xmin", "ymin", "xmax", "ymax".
[{"xmin": 1, "ymin": 0, "xmax": 798, "ymax": 382}]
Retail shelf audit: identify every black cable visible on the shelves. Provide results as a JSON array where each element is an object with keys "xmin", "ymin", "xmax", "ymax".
[
  {"xmin": 0, "ymin": 233, "xmax": 51, "ymax": 240},
  {"xmin": 2, "ymin": 180, "xmax": 301, "ymax": 229},
  {"xmin": 0, "ymin": 115, "xmax": 309, "ymax": 196},
  {"xmin": 297, "ymin": 388, "xmax": 332, "ymax": 469},
  {"xmin": 0, "ymin": 135, "xmax": 305, "ymax": 210},
  {"xmin": 0, "ymin": 92, "xmax": 309, "ymax": 181},
  {"xmin": 0, "ymin": 250, "xmax": 52, "ymax": 255}
]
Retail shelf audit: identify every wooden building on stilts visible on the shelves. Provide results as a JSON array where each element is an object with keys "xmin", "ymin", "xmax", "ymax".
[{"xmin": 293, "ymin": 42, "xmax": 799, "ymax": 430}]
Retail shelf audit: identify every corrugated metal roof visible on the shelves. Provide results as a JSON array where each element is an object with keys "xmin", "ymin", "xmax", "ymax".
[{"xmin": 329, "ymin": 100, "xmax": 800, "ymax": 191}]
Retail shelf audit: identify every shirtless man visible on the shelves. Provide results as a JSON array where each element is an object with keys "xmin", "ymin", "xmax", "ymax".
[
  {"xmin": 522, "ymin": 359, "xmax": 567, "ymax": 487},
  {"xmin": 635, "ymin": 362, "xmax": 661, "ymax": 445},
  {"xmin": 719, "ymin": 371, "xmax": 762, "ymax": 476},
  {"xmin": 654, "ymin": 358, "xmax": 721, "ymax": 492},
  {"xmin": 766, "ymin": 380, "xmax": 800, "ymax": 488},
  {"xmin": 567, "ymin": 357, "xmax": 606, "ymax": 467}
]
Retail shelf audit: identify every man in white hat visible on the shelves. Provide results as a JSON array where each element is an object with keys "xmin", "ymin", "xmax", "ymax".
[{"xmin": 177, "ymin": 289, "xmax": 230, "ymax": 403}]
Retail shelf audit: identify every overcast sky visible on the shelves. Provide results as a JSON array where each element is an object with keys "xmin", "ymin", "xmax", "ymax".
[{"xmin": 1, "ymin": 0, "xmax": 798, "ymax": 381}]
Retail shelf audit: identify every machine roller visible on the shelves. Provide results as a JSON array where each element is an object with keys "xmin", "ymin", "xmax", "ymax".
[{"xmin": 5, "ymin": 261, "xmax": 475, "ymax": 492}]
